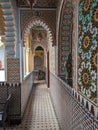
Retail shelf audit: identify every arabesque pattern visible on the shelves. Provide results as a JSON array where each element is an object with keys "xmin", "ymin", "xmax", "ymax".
[{"xmin": 78, "ymin": 0, "xmax": 98, "ymax": 103}]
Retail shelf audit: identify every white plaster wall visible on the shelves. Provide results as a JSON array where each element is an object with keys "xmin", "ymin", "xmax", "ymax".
[
  {"xmin": 0, "ymin": 70, "xmax": 5, "ymax": 81},
  {"xmin": 49, "ymin": 42, "xmax": 55, "ymax": 74}
]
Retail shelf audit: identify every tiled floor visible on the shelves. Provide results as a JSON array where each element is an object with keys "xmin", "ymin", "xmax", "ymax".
[{"xmin": 0, "ymin": 83, "xmax": 60, "ymax": 130}]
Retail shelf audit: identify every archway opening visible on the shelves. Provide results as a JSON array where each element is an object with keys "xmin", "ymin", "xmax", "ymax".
[
  {"xmin": 34, "ymin": 46, "xmax": 44, "ymax": 71},
  {"xmin": 34, "ymin": 46, "xmax": 46, "ymax": 81},
  {"xmin": 22, "ymin": 18, "xmax": 55, "ymax": 87},
  {"xmin": 31, "ymin": 25, "xmax": 48, "ymax": 83}
]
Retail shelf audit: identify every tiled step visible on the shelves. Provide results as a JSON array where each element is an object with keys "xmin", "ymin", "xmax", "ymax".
[
  {"xmin": 4, "ymin": 15, "xmax": 14, "ymax": 21},
  {"xmin": 3, "ymin": 10, "xmax": 12, "ymax": 15},
  {"xmin": 5, "ymin": 21, "xmax": 14, "ymax": 27},
  {"xmin": 5, "ymin": 32, "xmax": 15, "ymax": 37},
  {"xmin": 5, "ymin": 37, "xmax": 16, "ymax": 42},
  {"xmin": 5, "ymin": 27, "xmax": 15, "ymax": 32},
  {"xmin": 0, "ymin": 0, "xmax": 9, "ymax": 2},
  {"xmin": 1, "ymin": 3, "xmax": 11, "ymax": 9},
  {"xmin": 5, "ymin": 42, "xmax": 15, "ymax": 46}
]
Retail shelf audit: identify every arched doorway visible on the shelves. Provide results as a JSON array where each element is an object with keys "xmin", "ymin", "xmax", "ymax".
[
  {"xmin": 34, "ymin": 46, "xmax": 46, "ymax": 81},
  {"xmin": 34, "ymin": 46, "xmax": 44, "ymax": 70},
  {"xmin": 22, "ymin": 18, "xmax": 55, "ymax": 46},
  {"xmin": 34, "ymin": 55, "xmax": 42, "ymax": 70},
  {"xmin": 22, "ymin": 18, "xmax": 55, "ymax": 87}
]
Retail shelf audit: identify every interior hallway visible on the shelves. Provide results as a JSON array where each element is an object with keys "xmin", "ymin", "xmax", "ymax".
[
  {"xmin": 0, "ymin": 82, "xmax": 60, "ymax": 130},
  {"xmin": 0, "ymin": 1, "xmax": 97, "ymax": 130}
]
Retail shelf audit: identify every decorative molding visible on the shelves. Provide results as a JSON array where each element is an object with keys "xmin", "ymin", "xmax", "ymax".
[
  {"xmin": 20, "ymin": 10, "xmax": 56, "ymax": 43},
  {"xmin": 22, "ymin": 17, "xmax": 55, "ymax": 46},
  {"xmin": 33, "ymin": 42, "xmax": 47, "ymax": 53},
  {"xmin": 0, "ymin": 0, "xmax": 17, "ymax": 58},
  {"xmin": 58, "ymin": 0, "xmax": 73, "ymax": 77},
  {"xmin": 17, "ymin": 0, "xmax": 57, "ymax": 8}
]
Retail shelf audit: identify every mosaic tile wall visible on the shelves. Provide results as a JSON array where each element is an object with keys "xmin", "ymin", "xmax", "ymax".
[
  {"xmin": 50, "ymin": 73, "xmax": 98, "ymax": 130},
  {"xmin": 0, "ymin": 73, "xmax": 34, "ymax": 123},
  {"xmin": 7, "ymin": 58, "xmax": 20, "ymax": 83},
  {"xmin": 78, "ymin": 0, "xmax": 98, "ymax": 103},
  {"xmin": 58, "ymin": 1, "xmax": 73, "ymax": 77}
]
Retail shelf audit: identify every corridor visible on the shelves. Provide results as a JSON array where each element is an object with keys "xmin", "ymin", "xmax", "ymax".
[
  {"xmin": 0, "ymin": 83, "xmax": 60, "ymax": 130},
  {"xmin": 0, "ymin": 0, "xmax": 98, "ymax": 130}
]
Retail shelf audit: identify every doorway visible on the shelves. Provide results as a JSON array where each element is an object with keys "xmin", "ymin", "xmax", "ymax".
[{"xmin": 34, "ymin": 46, "xmax": 45, "ymax": 81}]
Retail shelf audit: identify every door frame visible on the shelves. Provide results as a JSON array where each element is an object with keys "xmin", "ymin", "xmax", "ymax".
[{"xmin": 47, "ymin": 51, "xmax": 50, "ymax": 88}]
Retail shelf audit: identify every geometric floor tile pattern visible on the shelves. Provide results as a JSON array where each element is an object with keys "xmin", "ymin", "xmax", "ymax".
[{"xmin": 0, "ymin": 83, "xmax": 60, "ymax": 130}]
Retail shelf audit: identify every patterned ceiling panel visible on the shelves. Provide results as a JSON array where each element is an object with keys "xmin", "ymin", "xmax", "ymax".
[
  {"xmin": 17, "ymin": 0, "xmax": 57, "ymax": 8},
  {"xmin": 17, "ymin": 0, "xmax": 29, "ymax": 7}
]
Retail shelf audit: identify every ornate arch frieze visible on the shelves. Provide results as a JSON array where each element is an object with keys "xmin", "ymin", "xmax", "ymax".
[{"xmin": 22, "ymin": 17, "xmax": 55, "ymax": 47}]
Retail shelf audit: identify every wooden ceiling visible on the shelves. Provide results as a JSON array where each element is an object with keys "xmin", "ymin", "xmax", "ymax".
[
  {"xmin": 16, "ymin": 0, "xmax": 58, "ymax": 8},
  {"xmin": 0, "ymin": 5, "xmax": 5, "ymax": 36}
]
